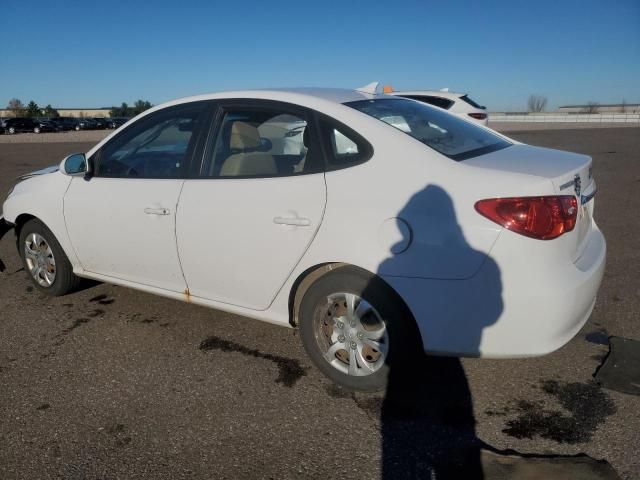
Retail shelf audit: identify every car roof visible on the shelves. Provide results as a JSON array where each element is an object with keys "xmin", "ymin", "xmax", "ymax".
[{"xmin": 158, "ymin": 88, "xmax": 390, "ymax": 111}]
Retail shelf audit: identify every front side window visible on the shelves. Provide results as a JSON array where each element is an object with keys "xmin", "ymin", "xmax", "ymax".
[
  {"xmin": 203, "ymin": 107, "xmax": 321, "ymax": 178},
  {"xmin": 96, "ymin": 103, "xmax": 205, "ymax": 178},
  {"xmin": 346, "ymin": 98, "xmax": 509, "ymax": 161}
]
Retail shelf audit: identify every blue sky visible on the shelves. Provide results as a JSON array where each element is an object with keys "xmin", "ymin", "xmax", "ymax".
[{"xmin": 1, "ymin": 0, "xmax": 638, "ymax": 111}]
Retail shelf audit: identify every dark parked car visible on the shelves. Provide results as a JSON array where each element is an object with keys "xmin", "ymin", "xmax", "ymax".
[
  {"xmin": 48, "ymin": 117, "xmax": 78, "ymax": 131},
  {"xmin": 75, "ymin": 118, "xmax": 97, "ymax": 130},
  {"xmin": 32, "ymin": 119, "xmax": 57, "ymax": 133},
  {"xmin": 92, "ymin": 117, "xmax": 108, "ymax": 129},
  {"xmin": 1, "ymin": 117, "xmax": 41, "ymax": 134},
  {"xmin": 107, "ymin": 117, "xmax": 129, "ymax": 129}
]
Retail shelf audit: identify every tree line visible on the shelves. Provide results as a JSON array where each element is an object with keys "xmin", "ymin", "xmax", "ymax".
[
  {"xmin": 5, "ymin": 98, "xmax": 59, "ymax": 118},
  {"xmin": 3, "ymin": 98, "xmax": 153, "ymax": 118},
  {"xmin": 109, "ymin": 100, "xmax": 153, "ymax": 118}
]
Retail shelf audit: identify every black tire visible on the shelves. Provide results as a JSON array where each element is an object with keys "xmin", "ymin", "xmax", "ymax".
[
  {"xmin": 299, "ymin": 266, "xmax": 421, "ymax": 392},
  {"xmin": 18, "ymin": 219, "xmax": 81, "ymax": 296}
]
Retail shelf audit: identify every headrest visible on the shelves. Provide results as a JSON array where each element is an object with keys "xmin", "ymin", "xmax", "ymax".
[{"xmin": 230, "ymin": 121, "xmax": 261, "ymax": 150}]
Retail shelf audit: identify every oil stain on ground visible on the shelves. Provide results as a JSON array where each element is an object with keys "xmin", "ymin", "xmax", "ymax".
[
  {"xmin": 199, "ymin": 335, "xmax": 308, "ymax": 387},
  {"xmin": 586, "ymin": 329, "xmax": 610, "ymax": 346},
  {"xmin": 502, "ymin": 379, "xmax": 616, "ymax": 443},
  {"xmin": 61, "ymin": 317, "xmax": 91, "ymax": 334},
  {"xmin": 89, "ymin": 294, "xmax": 115, "ymax": 305}
]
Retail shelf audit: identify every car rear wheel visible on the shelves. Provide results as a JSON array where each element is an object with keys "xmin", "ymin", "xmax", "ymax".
[
  {"xmin": 299, "ymin": 266, "xmax": 421, "ymax": 391},
  {"xmin": 75, "ymin": 125, "xmax": 80, "ymax": 131},
  {"xmin": 19, "ymin": 219, "xmax": 81, "ymax": 296},
  {"xmin": 34, "ymin": 127, "xmax": 40, "ymax": 134},
  {"xmin": 8, "ymin": 127, "xmax": 15, "ymax": 134}
]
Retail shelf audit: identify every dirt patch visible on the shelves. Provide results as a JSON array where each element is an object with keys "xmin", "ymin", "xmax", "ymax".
[
  {"xmin": 501, "ymin": 380, "xmax": 616, "ymax": 443},
  {"xmin": 199, "ymin": 335, "xmax": 308, "ymax": 387}
]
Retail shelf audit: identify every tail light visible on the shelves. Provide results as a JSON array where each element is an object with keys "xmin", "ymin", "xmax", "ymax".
[
  {"xmin": 468, "ymin": 113, "xmax": 487, "ymax": 120},
  {"xmin": 475, "ymin": 196, "xmax": 577, "ymax": 240}
]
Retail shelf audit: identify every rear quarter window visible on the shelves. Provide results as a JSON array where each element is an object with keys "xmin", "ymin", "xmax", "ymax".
[{"xmin": 346, "ymin": 98, "xmax": 509, "ymax": 161}]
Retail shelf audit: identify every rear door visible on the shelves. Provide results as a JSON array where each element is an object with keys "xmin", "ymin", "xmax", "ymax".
[
  {"xmin": 176, "ymin": 100, "xmax": 327, "ymax": 310},
  {"xmin": 64, "ymin": 101, "xmax": 210, "ymax": 291}
]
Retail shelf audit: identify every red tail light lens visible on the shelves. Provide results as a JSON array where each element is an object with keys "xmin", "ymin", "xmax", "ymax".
[
  {"xmin": 468, "ymin": 113, "xmax": 488, "ymax": 120},
  {"xmin": 475, "ymin": 196, "xmax": 578, "ymax": 240}
]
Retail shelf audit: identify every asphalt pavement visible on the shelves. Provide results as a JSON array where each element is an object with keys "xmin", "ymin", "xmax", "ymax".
[{"xmin": 0, "ymin": 128, "xmax": 638, "ymax": 479}]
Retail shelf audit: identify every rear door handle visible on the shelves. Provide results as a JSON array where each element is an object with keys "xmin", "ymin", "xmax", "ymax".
[
  {"xmin": 273, "ymin": 216, "xmax": 311, "ymax": 227},
  {"xmin": 144, "ymin": 207, "xmax": 170, "ymax": 216}
]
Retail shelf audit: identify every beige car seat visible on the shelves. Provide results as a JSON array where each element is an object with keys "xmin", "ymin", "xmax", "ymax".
[{"xmin": 220, "ymin": 121, "xmax": 277, "ymax": 176}]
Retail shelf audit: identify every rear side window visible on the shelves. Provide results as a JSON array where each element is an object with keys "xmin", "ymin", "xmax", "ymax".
[
  {"xmin": 202, "ymin": 107, "xmax": 323, "ymax": 178},
  {"xmin": 400, "ymin": 95, "xmax": 454, "ymax": 110},
  {"xmin": 346, "ymin": 98, "xmax": 509, "ymax": 161},
  {"xmin": 318, "ymin": 117, "xmax": 372, "ymax": 171}
]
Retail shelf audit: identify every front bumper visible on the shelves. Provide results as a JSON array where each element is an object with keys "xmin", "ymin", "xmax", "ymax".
[
  {"xmin": 0, "ymin": 216, "xmax": 12, "ymax": 242},
  {"xmin": 383, "ymin": 223, "xmax": 606, "ymax": 358}
]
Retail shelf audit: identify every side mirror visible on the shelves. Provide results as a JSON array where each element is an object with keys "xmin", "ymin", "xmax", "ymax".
[{"xmin": 60, "ymin": 153, "xmax": 89, "ymax": 176}]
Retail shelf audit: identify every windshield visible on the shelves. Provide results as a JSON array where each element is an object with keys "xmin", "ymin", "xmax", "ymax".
[{"xmin": 346, "ymin": 98, "xmax": 509, "ymax": 161}]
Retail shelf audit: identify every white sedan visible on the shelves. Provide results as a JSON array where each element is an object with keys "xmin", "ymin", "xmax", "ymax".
[
  {"xmin": 0, "ymin": 87, "xmax": 605, "ymax": 391},
  {"xmin": 391, "ymin": 89, "xmax": 489, "ymax": 125}
]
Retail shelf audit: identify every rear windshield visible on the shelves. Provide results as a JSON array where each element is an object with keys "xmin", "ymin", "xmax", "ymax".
[
  {"xmin": 346, "ymin": 98, "xmax": 509, "ymax": 161},
  {"xmin": 459, "ymin": 94, "xmax": 485, "ymax": 110}
]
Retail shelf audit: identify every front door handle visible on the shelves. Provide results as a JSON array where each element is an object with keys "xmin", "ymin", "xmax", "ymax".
[
  {"xmin": 144, "ymin": 207, "xmax": 170, "ymax": 216},
  {"xmin": 273, "ymin": 216, "xmax": 311, "ymax": 227}
]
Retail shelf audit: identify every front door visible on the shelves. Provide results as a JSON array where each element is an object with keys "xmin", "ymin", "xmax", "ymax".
[
  {"xmin": 176, "ymin": 102, "xmax": 326, "ymax": 310},
  {"xmin": 64, "ymin": 102, "xmax": 209, "ymax": 292}
]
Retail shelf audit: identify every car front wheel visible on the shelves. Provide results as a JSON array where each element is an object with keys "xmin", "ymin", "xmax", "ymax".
[
  {"xmin": 299, "ymin": 266, "xmax": 421, "ymax": 392},
  {"xmin": 34, "ymin": 127, "xmax": 40, "ymax": 134},
  {"xmin": 8, "ymin": 127, "xmax": 15, "ymax": 134},
  {"xmin": 19, "ymin": 219, "xmax": 81, "ymax": 296}
]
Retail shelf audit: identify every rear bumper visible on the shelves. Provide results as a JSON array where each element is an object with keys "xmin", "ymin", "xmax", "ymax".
[{"xmin": 383, "ymin": 222, "xmax": 606, "ymax": 357}]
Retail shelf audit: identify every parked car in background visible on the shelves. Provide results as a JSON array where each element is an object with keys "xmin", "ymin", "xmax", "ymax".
[
  {"xmin": 0, "ymin": 87, "xmax": 605, "ymax": 391},
  {"xmin": 44, "ymin": 118, "xmax": 65, "ymax": 131},
  {"xmin": 392, "ymin": 89, "xmax": 489, "ymax": 126},
  {"xmin": 31, "ymin": 119, "xmax": 57, "ymax": 133},
  {"xmin": 92, "ymin": 118, "xmax": 108, "ymax": 129},
  {"xmin": 51, "ymin": 117, "xmax": 79, "ymax": 131},
  {"xmin": 107, "ymin": 117, "xmax": 129, "ymax": 129},
  {"xmin": 1, "ymin": 117, "xmax": 40, "ymax": 134},
  {"xmin": 75, "ymin": 118, "xmax": 96, "ymax": 130}
]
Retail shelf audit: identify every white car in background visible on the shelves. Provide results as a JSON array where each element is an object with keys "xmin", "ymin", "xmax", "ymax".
[
  {"xmin": 392, "ymin": 89, "xmax": 489, "ymax": 125},
  {"xmin": 1, "ymin": 86, "xmax": 604, "ymax": 391}
]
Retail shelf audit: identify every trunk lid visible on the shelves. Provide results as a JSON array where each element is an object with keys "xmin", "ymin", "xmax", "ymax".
[{"xmin": 465, "ymin": 144, "xmax": 595, "ymax": 261}]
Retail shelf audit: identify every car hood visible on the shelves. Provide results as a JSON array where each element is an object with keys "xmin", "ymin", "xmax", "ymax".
[{"xmin": 17, "ymin": 165, "xmax": 59, "ymax": 182}]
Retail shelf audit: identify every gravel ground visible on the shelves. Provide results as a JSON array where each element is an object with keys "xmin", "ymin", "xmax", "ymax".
[
  {"xmin": 0, "ymin": 128, "xmax": 638, "ymax": 479},
  {"xmin": 491, "ymin": 122, "xmax": 639, "ymax": 132},
  {"xmin": 0, "ymin": 130, "xmax": 111, "ymax": 144}
]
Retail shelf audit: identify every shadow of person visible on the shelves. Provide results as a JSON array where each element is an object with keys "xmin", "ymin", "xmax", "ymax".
[{"xmin": 366, "ymin": 185, "xmax": 503, "ymax": 479}]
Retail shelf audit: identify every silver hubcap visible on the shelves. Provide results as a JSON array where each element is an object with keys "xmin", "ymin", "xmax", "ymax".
[
  {"xmin": 24, "ymin": 233, "xmax": 56, "ymax": 287},
  {"xmin": 316, "ymin": 292, "xmax": 388, "ymax": 377}
]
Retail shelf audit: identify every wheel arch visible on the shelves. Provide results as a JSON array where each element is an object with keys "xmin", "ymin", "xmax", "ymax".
[
  {"xmin": 288, "ymin": 262, "xmax": 421, "ymax": 343},
  {"xmin": 13, "ymin": 213, "xmax": 38, "ymax": 238}
]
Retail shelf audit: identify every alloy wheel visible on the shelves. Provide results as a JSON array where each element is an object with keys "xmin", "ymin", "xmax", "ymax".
[
  {"xmin": 315, "ymin": 292, "xmax": 388, "ymax": 376},
  {"xmin": 24, "ymin": 233, "xmax": 56, "ymax": 287}
]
